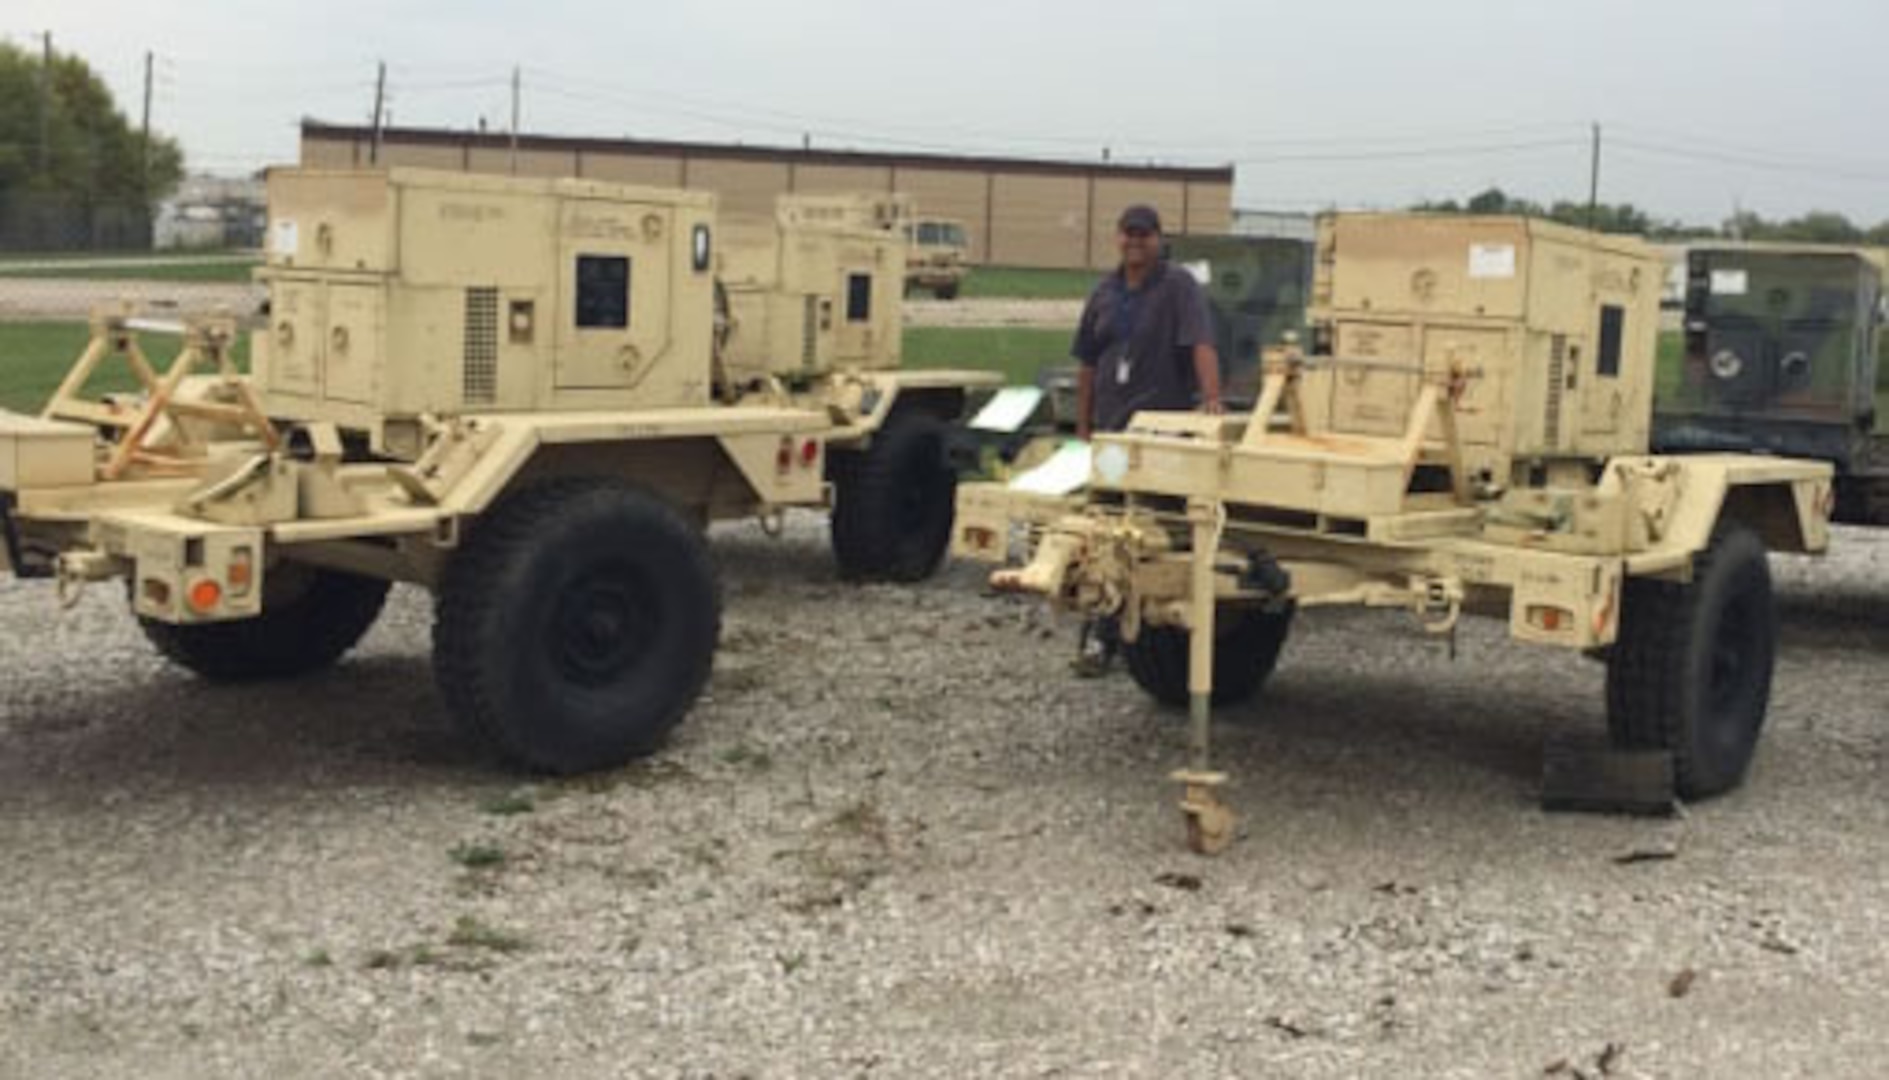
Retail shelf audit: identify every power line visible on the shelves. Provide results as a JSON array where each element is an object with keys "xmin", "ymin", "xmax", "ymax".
[
  {"xmin": 1609, "ymin": 139, "xmax": 1889, "ymax": 186},
  {"xmin": 526, "ymin": 66, "xmax": 1595, "ymax": 164},
  {"xmin": 1606, "ymin": 122, "xmax": 1889, "ymax": 175},
  {"xmin": 1229, "ymin": 138, "xmax": 1583, "ymax": 166}
]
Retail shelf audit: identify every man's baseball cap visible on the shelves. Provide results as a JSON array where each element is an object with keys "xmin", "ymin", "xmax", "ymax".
[{"xmin": 1118, "ymin": 205, "xmax": 1162, "ymax": 233}]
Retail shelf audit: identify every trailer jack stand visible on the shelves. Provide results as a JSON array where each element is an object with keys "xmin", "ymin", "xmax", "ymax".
[
  {"xmin": 1173, "ymin": 767, "xmax": 1234, "ymax": 855},
  {"xmin": 1175, "ymin": 498, "xmax": 1235, "ymax": 856}
]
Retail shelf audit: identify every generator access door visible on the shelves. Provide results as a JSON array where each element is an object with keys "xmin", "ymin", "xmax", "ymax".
[{"xmin": 554, "ymin": 199, "xmax": 676, "ymax": 390}]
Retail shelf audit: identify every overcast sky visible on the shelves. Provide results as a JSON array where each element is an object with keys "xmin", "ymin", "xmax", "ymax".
[{"xmin": 10, "ymin": 0, "xmax": 1889, "ymax": 227}]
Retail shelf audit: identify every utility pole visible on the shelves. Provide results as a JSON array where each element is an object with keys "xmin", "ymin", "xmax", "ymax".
[
  {"xmin": 509, "ymin": 66, "xmax": 521, "ymax": 175},
  {"xmin": 38, "ymin": 32, "xmax": 53, "ymax": 177},
  {"xmin": 1586, "ymin": 122, "xmax": 1602, "ymax": 231},
  {"xmin": 369, "ymin": 60, "xmax": 387, "ymax": 164},
  {"xmin": 140, "ymin": 51, "xmax": 153, "ymax": 199}
]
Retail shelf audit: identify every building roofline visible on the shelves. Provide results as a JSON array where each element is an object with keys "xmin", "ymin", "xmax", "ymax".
[{"xmin": 301, "ymin": 120, "xmax": 1235, "ymax": 184}]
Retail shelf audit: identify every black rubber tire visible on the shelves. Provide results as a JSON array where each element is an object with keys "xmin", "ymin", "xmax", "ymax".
[
  {"xmin": 433, "ymin": 479, "xmax": 720, "ymax": 775},
  {"xmin": 1123, "ymin": 604, "xmax": 1295, "ymax": 708},
  {"xmin": 933, "ymin": 282, "xmax": 961, "ymax": 301},
  {"xmin": 829, "ymin": 412, "xmax": 957, "ymax": 583},
  {"xmin": 140, "ymin": 565, "xmax": 388, "ymax": 682},
  {"xmin": 1605, "ymin": 525, "xmax": 1776, "ymax": 799}
]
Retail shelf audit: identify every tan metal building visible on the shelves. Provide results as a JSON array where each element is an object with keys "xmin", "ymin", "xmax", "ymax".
[{"xmin": 299, "ymin": 122, "xmax": 1234, "ymax": 270}]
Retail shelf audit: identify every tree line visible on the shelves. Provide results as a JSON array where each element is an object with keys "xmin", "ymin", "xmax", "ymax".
[
  {"xmin": 0, "ymin": 42, "xmax": 184, "ymax": 215},
  {"xmin": 1412, "ymin": 188, "xmax": 1889, "ymax": 245}
]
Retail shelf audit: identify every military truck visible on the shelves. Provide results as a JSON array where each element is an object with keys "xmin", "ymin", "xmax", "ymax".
[
  {"xmin": 0, "ymin": 167, "xmax": 995, "ymax": 774},
  {"xmin": 956, "ymin": 213, "xmax": 1832, "ymax": 852},
  {"xmin": 904, "ymin": 218, "xmax": 969, "ymax": 300},
  {"xmin": 1038, "ymin": 234, "xmax": 1313, "ymax": 429},
  {"xmin": 1652, "ymin": 244, "xmax": 1889, "ymax": 524}
]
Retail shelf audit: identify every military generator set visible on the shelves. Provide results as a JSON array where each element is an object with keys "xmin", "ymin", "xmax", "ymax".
[
  {"xmin": 0, "ymin": 167, "xmax": 994, "ymax": 775},
  {"xmin": 961, "ymin": 213, "xmax": 1832, "ymax": 852}
]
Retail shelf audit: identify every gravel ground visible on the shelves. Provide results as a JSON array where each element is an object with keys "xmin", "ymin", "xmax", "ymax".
[{"xmin": 1, "ymin": 519, "xmax": 1885, "ymax": 1078}]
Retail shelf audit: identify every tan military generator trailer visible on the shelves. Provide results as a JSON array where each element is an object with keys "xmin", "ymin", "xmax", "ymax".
[
  {"xmin": 0, "ymin": 167, "xmax": 995, "ymax": 774},
  {"xmin": 956, "ymin": 213, "xmax": 1833, "ymax": 852},
  {"xmin": 736, "ymin": 192, "xmax": 967, "ymax": 300}
]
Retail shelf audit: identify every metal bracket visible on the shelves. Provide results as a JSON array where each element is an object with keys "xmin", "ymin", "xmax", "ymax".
[{"xmin": 1173, "ymin": 769, "xmax": 1235, "ymax": 855}]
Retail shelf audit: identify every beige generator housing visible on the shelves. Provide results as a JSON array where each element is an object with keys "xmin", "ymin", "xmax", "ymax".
[
  {"xmin": 259, "ymin": 169, "xmax": 723, "ymax": 458},
  {"xmin": 0, "ymin": 166, "xmax": 995, "ymax": 779},
  {"xmin": 717, "ymin": 195, "xmax": 907, "ymax": 388},
  {"xmin": 1310, "ymin": 214, "xmax": 1660, "ymax": 479},
  {"xmin": 956, "ymin": 212, "xmax": 1832, "ymax": 853}
]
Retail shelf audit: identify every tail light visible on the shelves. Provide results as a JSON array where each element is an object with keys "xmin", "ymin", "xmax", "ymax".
[
  {"xmin": 228, "ymin": 547, "xmax": 255, "ymax": 598},
  {"xmin": 187, "ymin": 578, "xmax": 224, "ymax": 615}
]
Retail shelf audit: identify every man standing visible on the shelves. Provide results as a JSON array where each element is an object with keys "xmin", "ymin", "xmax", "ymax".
[
  {"xmin": 1072, "ymin": 205, "xmax": 1222, "ymax": 440},
  {"xmin": 1069, "ymin": 205, "xmax": 1222, "ymax": 673}
]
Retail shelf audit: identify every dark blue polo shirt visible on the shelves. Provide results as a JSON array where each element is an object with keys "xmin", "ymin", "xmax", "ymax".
[{"xmin": 1071, "ymin": 261, "xmax": 1214, "ymax": 432}]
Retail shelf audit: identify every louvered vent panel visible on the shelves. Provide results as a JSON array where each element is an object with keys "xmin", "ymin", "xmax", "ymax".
[
  {"xmin": 464, "ymin": 288, "xmax": 499, "ymax": 404},
  {"xmin": 1545, "ymin": 334, "xmax": 1567, "ymax": 449}
]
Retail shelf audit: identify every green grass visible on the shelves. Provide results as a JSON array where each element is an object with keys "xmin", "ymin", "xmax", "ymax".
[
  {"xmin": 1655, "ymin": 331, "xmax": 1684, "ymax": 402},
  {"xmin": 901, "ymin": 326, "xmax": 1072, "ymax": 386},
  {"xmin": 960, "ymin": 265, "xmax": 1098, "ymax": 301},
  {"xmin": 0, "ymin": 258, "xmax": 260, "ymax": 283},
  {"xmin": 0, "ymin": 320, "xmax": 251, "ymax": 413}
]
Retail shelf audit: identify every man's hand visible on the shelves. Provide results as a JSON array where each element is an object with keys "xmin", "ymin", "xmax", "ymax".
[{"xmin": 1192, "ymin": 343, "xmax": 1223, "ymax": 417}]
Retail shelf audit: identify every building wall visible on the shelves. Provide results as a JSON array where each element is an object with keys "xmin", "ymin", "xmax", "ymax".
[
  {"xmin": 1184, "ymin": 182, "xmax": 1234, "ymax": 235},
  {"xmin": 579, "ymin": 152, "xmax": 687, "ymax": 188},
  {"xmin": 791, "ymin": 163, "xmax": 889, "ymax": 196},
  {"xmin": 467, "ymin": 145, "xmax": 576, "ymax": 178},
  {"xmin": 683, "ymin": 158, "xmax": 794, "ymax": 218},
  {"xmin": 297, "ymin": 126, "xmax": 1234, "ymax": 269},
  {"xmin": 301, "ymin": 134, "xmax": 358, "ymax": 168},
  {"xmin": 378, "ymin": 142, "xmax": 468, "ymax": 171},
  {"xmin": 989, "ymin": 174, "xmax": 1088, "ymax": 267}
]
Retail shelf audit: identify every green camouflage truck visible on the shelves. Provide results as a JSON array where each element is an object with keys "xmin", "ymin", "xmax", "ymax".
[
  {"xmin": 1039, "ymin": 234, "xmax": 1313, "ymax": 428},
  {"xmin": 1651, "ymin": 245, "xmax": 1889, "ymax": 523}
]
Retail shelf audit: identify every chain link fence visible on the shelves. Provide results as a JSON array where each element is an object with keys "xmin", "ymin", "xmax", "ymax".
[{"xmin": 0, "ymin": 190, "xmax": 153, "ymax": 253}]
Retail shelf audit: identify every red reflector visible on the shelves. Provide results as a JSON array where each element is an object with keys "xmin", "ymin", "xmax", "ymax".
[
  {"xmin": 776, "ymin": 437, "xmax": 793, "ymax": 472},
  {"xmin": 187, "ymin": 579, "xmax": 223, "ymax": 614},
  {"xmin": 801, "ymin": 439, "xmax": 820, "ymax": 467}
]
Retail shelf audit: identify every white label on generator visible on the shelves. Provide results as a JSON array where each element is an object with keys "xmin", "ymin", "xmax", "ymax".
[
  {"xmin": 1468, "ymin": 243, "xmax": 1517, "ymax": 279},
  {"xmin": 271, "ymin": 219, "xmax": 299, "ymax": 258},
  {"xmin": 1710, "ymin": 269, "xmax": 1749, "ymax": 296},
  {"xmin": 1183, "ymin": 260, "xmax": 1212, "ymax": 285}
]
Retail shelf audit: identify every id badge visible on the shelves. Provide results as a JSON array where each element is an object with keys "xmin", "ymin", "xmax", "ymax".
[{"xmin": 1115, "ymin": 354, "xmax": 1133, "ymax": 385}]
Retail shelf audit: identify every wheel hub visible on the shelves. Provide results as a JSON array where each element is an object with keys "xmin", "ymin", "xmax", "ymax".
[{"xmin": 553, "ymin": 565, "xmax": 658, "ymax": 686}]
